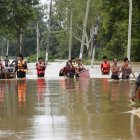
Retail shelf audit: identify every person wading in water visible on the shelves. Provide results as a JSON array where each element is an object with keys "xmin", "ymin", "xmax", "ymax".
[
  {"xmin": 36, "ymin": 57, "xmax": 46, "ymax": 78},
  {"xmin": 111, "ymin": 59, "xmax": 120, "ymax": 80},
  {"xmin": 101, "ymin": 56, "xmax": 110, "ymax": 75},
  {"xmin": 63, "ymin": 60, "xmax": 75, "ymax": 78},
  {"xmin": 121, "ymin": 59, "xmax": 135, "ymax": 80},
  {"xmin": 75, "ymin": 58, "xmax": 85, "ymax": 77},
  {"xmin": 131, "ymin": 73, "xmax": 140, "ymax": 101},
  {"xmin": 15, "ymin": 54, "xmax": 28, "ymax": 78},
  {"xmin": 4, "ymin": 56, "xmax": 10, "ymax": 67}
]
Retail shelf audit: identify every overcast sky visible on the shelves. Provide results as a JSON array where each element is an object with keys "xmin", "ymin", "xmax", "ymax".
[{"xmin": 40, "ymin": 0, "xmax": 48, "ymax": 4}]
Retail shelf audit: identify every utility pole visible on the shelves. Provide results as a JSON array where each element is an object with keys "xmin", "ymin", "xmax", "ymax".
[
  {"xmin": 68, "ymin": 3, "xmax": 73, "ymax": 60},
  {"xmin": 127, "ymin": 0, "xmax": 132, "ymax": 61},
  {"xmin": 46, "ymin": 0, "xmax": 52, "ymax": 64},
  {"xmin": 36, "ymin": 22, "xmax": 40, "ymax": 62},
  {"xmin": 79, "ymin": 0, "xmax": 91, "ymax": 59}
]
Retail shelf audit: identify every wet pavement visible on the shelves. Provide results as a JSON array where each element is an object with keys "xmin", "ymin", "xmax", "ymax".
[{"xmin": 0, "ymin": 62, "xmax": 140, "ymax": 140}]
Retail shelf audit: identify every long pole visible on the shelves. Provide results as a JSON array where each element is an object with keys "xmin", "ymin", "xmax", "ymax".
[
  {"xmin": 36, "ymin": 22, "xmax": 40, "ymax": 62},
  {"xmin": 68, "ymin": 8, "xmax": 73, "ymax": 60},
  {"xmin": 127, "ymin": 0, "xmax": 132, "ymax": 61}
]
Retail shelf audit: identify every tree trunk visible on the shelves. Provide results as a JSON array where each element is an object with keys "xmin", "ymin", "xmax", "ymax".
[
  {"xmin": 6, "ymin": 39, "xmax": 9, "ymax": 56},
  {"xmin": 68, "ymin": 6, "xmax": 73, "ymax": 60},
  {"xmin": 36, "ymin": 22, "xmax": 40, "ymax": 62},
  {"xmin": 19, "ymin": 32, "xmax": 23, "ymax": 53},
  {"xmin": 17, "ymin": 29, "xmax": 23, "ymax": 54},
  {"xmin": 79, "ymin": 0, "xmax": 91, "ymax": 59},
  {"xmin": 91, "ymin": 17, "xmax": 100, "ymax": 67},
  {"xmin": 46, "ymin": 0, "xmax": 52, "ymax": 64}
]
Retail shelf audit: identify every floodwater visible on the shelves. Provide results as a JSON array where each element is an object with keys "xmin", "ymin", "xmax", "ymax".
[{"xmin": 0, "ymin": 62, "xmax": 140, "ymax": 140}]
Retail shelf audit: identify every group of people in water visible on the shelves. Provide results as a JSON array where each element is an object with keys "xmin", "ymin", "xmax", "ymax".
[
  {"xmin": 0, "ymin": 54, "xmax": 46, "ymax": 79},
  {"xmin": 101, "ymin": 56, "xmax": 136, "ymax": 80},
  {"xmin": 0, "ymin": 54, "xmax": 140, "ymax": 102},
  {"xmin": 101, "ymin": 56, "xmax": 140, "ymax": 102},
  {"xmin": 59, "ymin": 57, "xmax": 86, "ymax": 78}
]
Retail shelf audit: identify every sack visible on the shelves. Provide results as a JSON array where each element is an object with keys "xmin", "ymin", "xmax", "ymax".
[
  {"xmin": 59, "ymin": 68, "xmax": 65, "ymax": 76},
  {"xmin": 59, "ymin": 72, "xmax": 64, "ymax": 76}
]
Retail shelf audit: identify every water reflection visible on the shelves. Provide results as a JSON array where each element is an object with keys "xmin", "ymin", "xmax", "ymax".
[
  {"xmin": 17, "ymin": 80, "xmax": 26, "ymax": 107},
  {"xmin": 0, "ymin": 78, "xmax": 140, "ymax": 139},
  {"xmin": 0, "ymin": 81, "xmax": 5, "ymax": 105},
  {"xmin": 102, "ymin": 78, "xmax": 110, "ymax": 94},
  {"xmin": 65, "ymin": 78, "xmax": 75, "ymax": 90},
  {"xmin": 110, "ymin": 81, "xmax": 120, "ymax": 101},
  {"xmin": 37, "ymin": 78, "xmax": 46, "ymax": 101},
  {"xmin": 78, "ymin": 77, "xmax": 90, "ymax": 93}
]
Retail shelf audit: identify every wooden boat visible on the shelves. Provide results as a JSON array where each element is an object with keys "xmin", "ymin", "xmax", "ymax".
[{"xmin": 78, "ymin": 69, "xmax": 90, "ymax": 78}]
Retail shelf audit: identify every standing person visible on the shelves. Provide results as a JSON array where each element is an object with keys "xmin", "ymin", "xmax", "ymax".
[
  {"xmin": 0, "ymin": 60, "xmax": 4, "ymax": 79},
  {"xmin": 75, "ymin": 58, "xmax": 85, "ymax": 77},
  {"xmin": 36, "ymin": 57, "xmax": 46, "ymax": 77},
  {"xmin": 71, "ymin": 57, "xmax": 76, "ymax": 68},
  {"xmin": 4, "ymin": 56, "xmax": 10, "ymax": 67},
  {"xmin": 15, "ymin": 54, "xmax": 28, "ymax": 78},
  {"xmin": 101, "ymin": 56, "xmax": 110, "ymax": 75},
  {"xmin": 121, "ymin": 59, "xmax": 135, "ymax": 79},
  {"xmin": 64, "ymin": 60, "xmax": 75, "ymax": 78},
  {"xmin": 111, "ymin": 59, "xmax": 120, "ymax": 80},
  {"xmin": 131, "ymin": 73, "xmax": 140, "ymax": 101}
]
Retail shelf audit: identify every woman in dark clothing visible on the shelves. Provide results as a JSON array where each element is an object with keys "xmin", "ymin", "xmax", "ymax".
[
  {"xmin": 121, "ymin": 59, "xmax": 135, "ymax": 79},
  {"xmin": 64, "ymin": 60, "xmax": 75, "ymax": 78}
]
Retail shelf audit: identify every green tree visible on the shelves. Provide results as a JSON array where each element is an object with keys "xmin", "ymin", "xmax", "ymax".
[{"xmin": 0, "ymin": 0, "xmax": 39, "ymax": 54}]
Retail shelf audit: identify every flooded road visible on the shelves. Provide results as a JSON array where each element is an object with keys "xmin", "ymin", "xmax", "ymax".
[{"xmin": 0, "ymin": 62, "xmax": 140, "ymax": 140}]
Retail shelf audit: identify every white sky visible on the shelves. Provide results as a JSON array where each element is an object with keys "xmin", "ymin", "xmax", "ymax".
[{"xmin": 40, "ymin": 0, "xmax": 48, "ymax": 4}]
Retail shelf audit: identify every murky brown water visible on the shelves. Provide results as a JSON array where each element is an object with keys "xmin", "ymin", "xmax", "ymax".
[{"xmin": 0, "ymin": 78, "xmax": 140, "ymax": 140}]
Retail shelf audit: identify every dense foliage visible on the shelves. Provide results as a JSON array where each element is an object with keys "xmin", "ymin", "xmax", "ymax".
[{"xmin": 0, "ymin": 0, "xmax": 140, "ymax": 61}]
